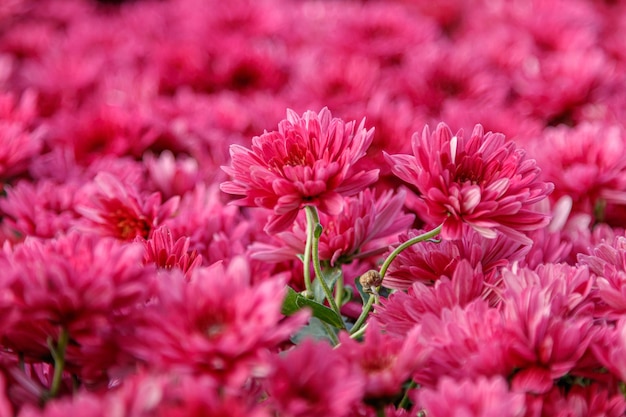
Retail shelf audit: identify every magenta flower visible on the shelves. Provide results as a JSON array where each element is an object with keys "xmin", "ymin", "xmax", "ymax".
[
  {"xmin": 416, "ymin": 376, "xmax": 526, "ymax": 417},
  {"xmin": 129, "ymin": 258, "xmax": 307, "ymax": 386},
  {"xmin": 265, "ymin": 338, "xmax": 364, "ymax": 417},
  {"xmin": 337, "ymin": 321, "xmax": 429, "ymax": 402},
  {"xmin": 385, "ymin": 123, "xmax": 553, "ymax": 243},
  {"xmin": 250, "ymin": 188, "xmax": 413, "ymax": 266},
  {"xmin": 221, "ymin": 107, "xmax": 379, "ymax": 233},
  {"xmin": 139, "ymin": 226, "xmax": 202, "ymax": 278},
  {"xmin": 76, "ymin": 172, "xmax": 179, "ymax": 240}
]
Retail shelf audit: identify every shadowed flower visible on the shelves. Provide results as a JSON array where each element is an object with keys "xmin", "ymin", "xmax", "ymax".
[
  {"xmin": 250, "ymin": 188, "xmax": 413, "ymax": 266},
  {"xmin": 265, "ymin": 338, "xmax": 364, "ymax": 417},
  {"xmin": 138, "ymin": 226, "xmax": 202, "ymax": 278},
  {"xmin": 337, "ymin": 321, "xmax": 429, "ymax": 403},
  {"xmin": 76, "ymin": 172, "xmax": 179, "ymax": 240},
  {"xmin": 416, "ymin": 376, "xmax": 526, "ymax": 417},
  {"xmin": 221, "ymin": 107, "xmax": 379, "ymax": 233},
  {"xmin": 385, "ymin": 123, "xmax": 553, "ymax": 243},
  {"xmin": 130, "ymin": 258, "xmax": 307, "ymax": 386},
  {"xmin": 382, "ymin": 224, "xmax": 528, "ymax": 291}
]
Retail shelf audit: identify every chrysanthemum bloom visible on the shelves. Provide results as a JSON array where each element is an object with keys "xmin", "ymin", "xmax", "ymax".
[
  {"xmin": 250, "ymin": 188, "xmax": 413, "ymax": 266},
  {"xmin": 374, "ymin": 259, "xmax": 487, "ymax": 337},
  {"xmin": 413, "ymin": 300, "xmax": 513, "ymax": 386},
  {"xmin": 0, "ymin": 179, "xmax": 80, "ymax": 242},
  {"xmin": 139, "ymin": 226, "xmax": 202, "ymax": 279},
  {"xmin": 578, "ymin": 236, "xmax": 626, "ymax": 318},
  {"xmin": 143, "ymin": 150, "xmax": 202, "ymax": 200},
  {"xmin": 265, "ymin": 338, "xmax": 364, "ymax": 417},
  {"xmin": 221, "ymin": 107, "xmax": 379, "ymax": 233},
  {"xmin": 416, "ymin": 376, "xmax": 526, "ymax": 417},
  {"xmin": 0, "ymin": 232, "xmax": 155, "ymax": 377},
  {"xmin": 129, "ymin": 258, "xmax": 307, "ymax": 386},
  {"xmin": 76, "ymin": 172, "xmax": 180, "ymax": 240},
  {"xmin": 382, "ymin": 224, "xmax": 528, "ymax": 291},
  {"xmin": 500, "ymin": 267, "xmax": 597, "ymax": 394},
  {"xmin": 538, "ymin": 384, "xmax": 626, "ymax": 417},
  {"xmin": 337, "ymin": 321, "xmax": 429, "ymax": 403},
  {"xmin": 385, "ymin": 123, "xmax": 553, "ymax": 243},
  {"xmin": 592, "ymin": 318, "xmax": 626, "ymax": 383},
  {"xmin": 530, "ymin": 123, "xmax": 626, "ymax": 223}
]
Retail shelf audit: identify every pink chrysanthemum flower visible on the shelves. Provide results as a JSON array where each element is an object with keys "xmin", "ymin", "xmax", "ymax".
[
  {"xmin": 0, "ymin": 232, "xmax": 154, "ymax": 364},
  {"xmin": 76, "ymin": 172, "xmax": 179, "ymax": 240},
  {"xmin": 374, "ymin": 259, "xmax": 487, "ymax": 337},
  {"xmin": 416, "ymin": 376, "xmax": 526, "ymax": 417},
  {"xmin": 578, "ymin": 236, "xmax": 626, "ymax": 318},
  {"xmin": 130, "ymin": 258, "xmax": 307, "ymax": 386},
  {"xmin": 383, "ymin": 225, "xmax": 528, "ymax": 291},
  {"xmin": 538, "ymin": 384, "xmax": 626, "ymax": 417},
  {"xmin": 337, "ymin": 321, "xmax": 429, "ymax": 403},
  {"xmin": 250, "ymin": 188, "xmax": 413, "ymax": 266},
  {"xmin": 221, "ymin": 107, "xmax": 379, "ymax": 233},
  {"xmin": 385, "ymin": 123, "xmax": 553, "ymax": 243},
  {"xmin": 265, "ymin": 338, "xmax": 364, "ymax": 417},
  {"xmin": 139, "ymin": 226, "xmax": 202, "ymax": 278}
]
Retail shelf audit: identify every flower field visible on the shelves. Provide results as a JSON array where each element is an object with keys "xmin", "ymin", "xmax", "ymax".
[{"xmin": 2, "ymin": 0, "xmax": 626, "ymax": 415}]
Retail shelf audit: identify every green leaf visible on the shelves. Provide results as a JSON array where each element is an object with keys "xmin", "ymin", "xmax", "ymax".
[
  {"xmin": 282, "ymin": 286, "xmax": 344, "ymax": 328},
  {"xmin": 312, "ymin": 266, "xmax": 342, "ymax": 303},
  {"xmin": 290, "ymin": 317, "xmax": 337, "ymax": 344}
]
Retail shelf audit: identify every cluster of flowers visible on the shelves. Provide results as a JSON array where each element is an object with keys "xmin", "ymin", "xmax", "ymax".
[{"xmin": 2, "ymin": 0, "xmax": 626, "ymax": 415}]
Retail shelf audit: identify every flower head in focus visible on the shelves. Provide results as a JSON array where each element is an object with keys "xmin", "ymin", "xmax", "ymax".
[
  {"xmin": 385, "ymin": 123, "xmax": 553, "ymax": 244},
  {"xmin": 221, "ymin": 107, "xmax": 379, "ymax": 233}
]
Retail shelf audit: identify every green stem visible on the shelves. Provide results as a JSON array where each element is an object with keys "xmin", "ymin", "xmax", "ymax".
[
  {"xmin": 49, "ymin": 327, "xmax": 69, "ymax": 399},
  {"xmin": 379, "ymin": 224, "xmax": 443, "ymax": 279},
  {"xmin": 398, "ymin": 379, "xmax": 418, "ymax": 409},
  {"xmin": 302, "ymin": 208, "xmax": 314, "ymax": 297},
  {"xmin": 350, "ymin": 295, "xmax": 375, "ymax": 335},
  {"xmin": 321, "ymin": 321, "xmax": 339, "ymax": 346},
  {"xmin": 334, "ymin": 271, "xmax": 344, "ymax": 308},
  {"xmin": 350, "ymin": 223, "xmax": 443, "ymax": 335},
  {"xmin": 306, "ymin": 206, "xmax": 342, "ymax": 318},
  {"xmin": 376, "ymin": 405, "xmax": 386, "ymax": 417}
]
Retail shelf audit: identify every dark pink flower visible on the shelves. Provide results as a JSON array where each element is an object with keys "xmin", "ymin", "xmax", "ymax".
[
  {"xmin": 578, "ymin": 236, "xmax": 626, "ymax": 318},
  {"xmin": 500, "ymin": 266, "xmax": 597, "ymax": 394},
  {"xmin": 265, "ymin": 338, "xmax": 364, "ymax": 417},
  {"xmin": 250, "ymin": 188, "xmax": 414, "ymax": 266},
  {"xmin": 374, "ymin": 259, "xmax": 487, "ymax": 337},
  {"xmin": 537, "ymin": 384, "xmax": 626, "ymax": 417},
  {"xmin": 530, "ymin": 123, "xmax": 626, "ymax": 223},
  {"xmin": 139, "ymin": 226, "xmax": 202, "ymax": 278},
  {"xmin": 383, "ymin": 224, "xmax": 527, "ymax": 291},
  {"xmin": 0, "ymin": 232, "xmax": 154, "ymax": 375},
  {"xmin": 76, "ymin": 172, "xmax": 179, "ymax": 240},
  {"xmin": 337, "ymin": 321, "xmax": 429, "ymax": 402},
  {"xmin": 385, "ymin": 123, "xmax": 553, "ymax": 243},
  {"xmin": 416, "ymin": 376, "xmax": 526, "ymax": 417},
  {"xmin": 130, "ymin": 258, "xmax": 307, "ymax": 386},
  {"xmin": 221, "ymin": 107, "xmax": 379, "ymax": 233}
]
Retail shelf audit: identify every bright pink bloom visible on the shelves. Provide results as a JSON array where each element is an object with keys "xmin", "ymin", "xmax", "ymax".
[
  {"xmin": 531, "ymin": 123, "xmax": 626, "ymax": 223},
  {"xmin": 538, "ymin": 384, "xmax": 626, "ymax": 417},
  {"xmin": 500, "ymin": 266, "xmax": 597, "ymax": 394},
  {"xmin": 143, "ymin": 150, "xmax": 202, "ymax": 200},
  {"xmin": 0, "ymin": 232, "xmax": 154, "ymax": 369},
  {"xmin": 374, "ymin": 259, "xmax": 487, "ymax": 337},
  {"xmin": 578, "ymin": 236, "xmax": 626, "ymax": 318},
  {"xmin": 139, "ymin": 226, "xmax": 202, "ymax": 278},
  {"xmin": 130, "ymin": 258, "xmax": 306, "ymax": 386},
  {"xmin": 383, "ymin": 224, "xmax": 527, "ymax": 291},
  {"xmin": 251, "ymin": 188, "xmax": 413, "ymax": 266},
  {"xmin": 385, "ymin": 123, "xmax": 553, "ymax": 243},
  {"xmin": 337, "ymin": 321, "xmax": 429, "ymax": 402},
  {"xmin": 416, "ymin": 376, "xmax": 526, "ymax": 417},
  {"xmin": 592, "ymin": 318, "xmax": 626, "ymax": 383},
  {"xmin": 221, "ymin": 107, "xmax": 379, "ymax": 233},
  {"xmin": 265, "ymin": 338, "xmax": 364, "ymax": 417},
  {"xmin": 0, "ymin": 179, "xmax": 80, "ymax": 242},
  {"xmin": 76, "ymin": 172, "xmax": 179, "ymax": 240}
]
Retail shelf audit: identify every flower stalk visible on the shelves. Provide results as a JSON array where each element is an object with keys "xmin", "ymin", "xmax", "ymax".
[
  {"xmin": 350, "ymin": 223, "xmax": 443, "ymax": 335},
  {"xmin": 48, "ymin": 327, "xmax": 69, "ymax": 400}
]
